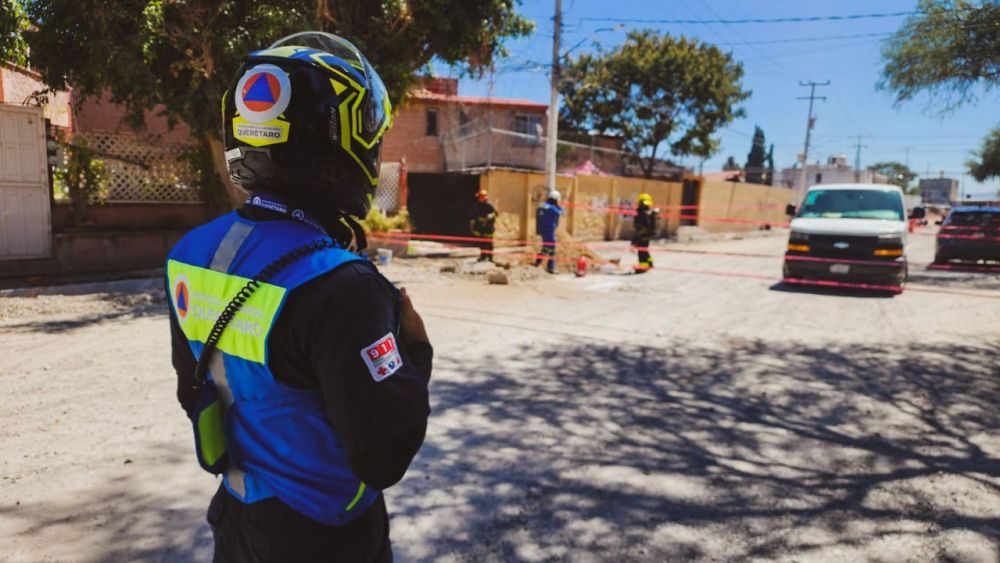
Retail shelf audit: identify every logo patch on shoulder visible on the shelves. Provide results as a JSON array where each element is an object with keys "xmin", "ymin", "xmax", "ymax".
[{"xmin": 361, "ymin": 333, "xmax": 403, "ymax": 382}]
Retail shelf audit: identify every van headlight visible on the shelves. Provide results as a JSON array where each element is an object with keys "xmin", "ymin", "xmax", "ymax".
[
  {"xmin": 789, "ymin": 231, "xmax": 810, "ymax": 243},
  {"xmin": 875, "ymin": 234, "xmax": 904, "ymax": 257}
]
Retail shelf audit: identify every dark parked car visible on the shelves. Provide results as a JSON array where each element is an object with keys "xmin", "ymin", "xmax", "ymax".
[{"xmin": 934, "ymin": 205, "xmax": 1000, "ymax": 264}]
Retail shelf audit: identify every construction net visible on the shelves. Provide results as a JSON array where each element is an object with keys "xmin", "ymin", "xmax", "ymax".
[{"xmin": 440, "ymin": 121, "xmax": 627, "ymax": 175}]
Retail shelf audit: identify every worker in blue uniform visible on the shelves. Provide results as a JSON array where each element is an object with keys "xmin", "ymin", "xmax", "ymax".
[
  {"xmin": 166, "ymin": 33, "xmax": 431, "ymax": 562},
  {"xmin": 534, "ymin": 190, "xmax": 563, "ymax": 274}
]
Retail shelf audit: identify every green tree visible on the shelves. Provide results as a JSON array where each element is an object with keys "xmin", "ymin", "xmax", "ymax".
[
  {"xmin": 722, "ymin": 155, "xmax": 740, "ymax": 171},
  {"xmin": 54, "ymin": 138, "xmax": 109, "ymax": 226},
  {"xmin": 560, "ymin": 30, "xmax": 749, "ymax": 179},
  {"xmin": 868, "ymin": 161, "xmax": 918, "ymax": 193},
  {"xmin": 765, "ymin": 144, "xmax": 774, "ymax": 186},
  {"xmin": 0, "ymin": 0, "xmax": 29, "ymax": 65},
  {"xmin": 967, "ymin": 126, "xmax": 1000, "ymax": 181},
  {"xmin": 24, "ymin": 0, "xmax": 532, "ymax": 204},
  {"xmin": 744, "ymin": 126, "xmax": 766, "ymax": 184},
  {"xmin": 880, "ymin": 1, "xmax": 1000, "ymax": 188},
  {"xmin": 880, "ymin": 0, "xmax": 1000, "ymax": 108}
]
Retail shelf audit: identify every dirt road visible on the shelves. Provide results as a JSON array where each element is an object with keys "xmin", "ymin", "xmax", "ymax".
[{"xmin": 1, "ymin": 231, "xmax": 998, "ymax": 562}]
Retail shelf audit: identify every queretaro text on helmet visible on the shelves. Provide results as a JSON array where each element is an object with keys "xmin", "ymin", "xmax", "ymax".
[{"xmin": 236, "ymin": 124, "xmax": 283, "ymax": 140}]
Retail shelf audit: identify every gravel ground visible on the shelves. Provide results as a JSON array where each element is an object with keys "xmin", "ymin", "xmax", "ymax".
[{"xmin": 0, "ymin": 229, "xmax": 997, "ymax": 562}]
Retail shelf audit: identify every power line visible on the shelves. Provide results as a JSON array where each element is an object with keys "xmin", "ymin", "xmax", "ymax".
[
  {"xmin": 580, "ymin": 10, "xmax": 915, "ymax": 25},
  {"xmin": 819, "ymin": 134, "xmax": 983, "ymax": 141},
  {"xmin": 714, "ymin": 32, "xmax": 892, "ymax": 46}
]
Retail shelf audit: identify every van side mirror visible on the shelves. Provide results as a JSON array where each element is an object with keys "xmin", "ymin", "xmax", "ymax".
[
  {"xmin": 785, "ymin": 204, "xmax": 797, "ymax": 217},
  {"xmin": 909, "ymin": 206, "xmax": 926, "ymax": 219}
]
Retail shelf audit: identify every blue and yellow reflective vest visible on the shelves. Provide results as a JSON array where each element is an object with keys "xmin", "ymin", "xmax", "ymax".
[{"xmin": 166, "ymin": 211, "xmax": 380, "ymax": 526}]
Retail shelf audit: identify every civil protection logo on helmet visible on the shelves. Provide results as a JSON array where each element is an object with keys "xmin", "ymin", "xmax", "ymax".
[
  {"xmin": 173, "ymin": 275, "xmax": 190, "ymax": 322},
  {"xmin": 235, "ymin": 64, "xmax": 291, "ymax": 123},
  {"xmin": 233, "ymin": 64, "xmax": 292, "ymax": 147}
]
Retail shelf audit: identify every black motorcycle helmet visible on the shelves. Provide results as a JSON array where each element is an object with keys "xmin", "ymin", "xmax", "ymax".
[{"xmin": 222, "ymin": 32, "xmax": 392, "ymax": 218}]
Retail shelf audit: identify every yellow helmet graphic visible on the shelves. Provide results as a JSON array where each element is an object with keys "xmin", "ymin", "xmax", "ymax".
[{"xmin": 637, "ymin": 193, "xmax": 653, "ymax": 206}]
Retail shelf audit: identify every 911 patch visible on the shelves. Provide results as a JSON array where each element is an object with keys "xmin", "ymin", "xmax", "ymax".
[{"xmin": 360, "ymin": 333, "xmax": 403, "ymax": 382}]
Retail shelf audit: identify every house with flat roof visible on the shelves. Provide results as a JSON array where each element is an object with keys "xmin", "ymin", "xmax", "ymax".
[{"xmin": 381, "ymin": 77, "xmax": 549, "ymax": 173}]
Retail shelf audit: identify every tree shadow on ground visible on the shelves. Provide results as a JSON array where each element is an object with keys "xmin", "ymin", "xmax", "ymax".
[
  {"xmin": 0, "ymin": 289, "xmax": 168, "ymax": 333},
  {"xmin": 394, "ymin": 339, "xmax": 1000, "ymax": 561},
  {"xmin": 1, "ymin": 442, "xmax": 215, "ymax": 562},
  {"xmin": 908, "ymin": 267, "xmax": 1000, "ymax": 292}
]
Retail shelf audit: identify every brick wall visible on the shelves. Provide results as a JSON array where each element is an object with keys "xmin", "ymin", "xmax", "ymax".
[
  {"xmin": 382, "ymin": 99, "xmax": 453, "ymax": 173},
  {"xmin": 0, "ymin": 65, "xmax": 73, "ymax": 128},
  {"xmin": 73, "ymin": 90, "xmax": 192, "ymax": 141}
]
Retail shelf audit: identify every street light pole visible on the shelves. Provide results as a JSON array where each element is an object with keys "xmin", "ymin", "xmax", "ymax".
[{"xmin": 545, "ymin": 0, "xmax": 562, "ymax": 196}]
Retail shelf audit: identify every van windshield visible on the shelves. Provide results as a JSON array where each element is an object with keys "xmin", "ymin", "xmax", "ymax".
[{"xmin": 798, "ymin": 189, "xmax": 904, "ymax": 221}]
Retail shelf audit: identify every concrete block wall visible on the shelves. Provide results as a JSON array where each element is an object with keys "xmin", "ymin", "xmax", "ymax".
[
  {"xmin": 698, "ymin": 181, "xmax": 794, "ymax": 233},
  {"xmin": 479, "ymin": 170, "xmax": 683, "ymax": 243}
]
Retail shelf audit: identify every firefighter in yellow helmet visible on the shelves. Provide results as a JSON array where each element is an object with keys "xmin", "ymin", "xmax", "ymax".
[
  {"xmin": 469, "ymin": 188, "xmax": 497, "ymax": 262},
  {"xmin": 632, "ymin": 193, "xmax": 658, "ymax": 272}
]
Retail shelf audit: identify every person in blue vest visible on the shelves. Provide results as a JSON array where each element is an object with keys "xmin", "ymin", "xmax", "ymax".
[
  {"xmin": 533, "ymin": 190, "xmax": 563, "ymax": 273},
  {"xmin": 166, "ymin": 33, "xmax": 431, "ymax": 562}
]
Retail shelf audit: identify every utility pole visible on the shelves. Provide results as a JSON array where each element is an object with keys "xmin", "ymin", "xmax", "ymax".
[
  {"xmin": 853, "ymin": 135, "xmax": 867, "ymax": 183},
  {"xmin": 796, "ymin": 80, "xmax": 829, "ymax": 194},
  {"xmin": 545, "ymin": 0, "xmax": 562, "ymax": 196},
  {"xmin": 486, "ymin": 66, "xmax": 494, "ymax": 169}
]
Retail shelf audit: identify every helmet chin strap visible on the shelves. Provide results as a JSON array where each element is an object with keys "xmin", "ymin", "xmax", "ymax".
[{"xmin": 338, "ymin": 215, "xmax": 368, "ymax": 253}]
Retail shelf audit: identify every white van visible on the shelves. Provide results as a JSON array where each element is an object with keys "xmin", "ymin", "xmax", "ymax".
[{"xmin": 783, "ymin": 184, "xmax": 925, "ymax": 292}]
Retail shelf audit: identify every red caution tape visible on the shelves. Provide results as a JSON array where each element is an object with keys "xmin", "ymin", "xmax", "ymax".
[{"xmin": 937, "ymin": 233, "xmax": 1000, "ymax": 241}]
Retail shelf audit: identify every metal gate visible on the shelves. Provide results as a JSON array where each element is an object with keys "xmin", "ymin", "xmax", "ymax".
[
  {"xmin": 0, "ymin": 105, "xmax": 51, "ymax": 260},
  {"xmin": 681, "ymin": 177, "xmax": 701, "ymax": 226}
]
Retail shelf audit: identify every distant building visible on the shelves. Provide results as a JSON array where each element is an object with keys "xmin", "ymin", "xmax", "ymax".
[
  {"xmin": 701, "ymin": 170, "xmax": 745, "ymax": 183},
  {"xmin": 918, "ymin": 177, "xmax": 958, "ymax": 205},
  {"xmin": 381, "ymin": 77, "xmax": 548, "ymax": 173},
  {"xmin": 777, "ymin": 154, "xmax": 888, "ymax": 191}
]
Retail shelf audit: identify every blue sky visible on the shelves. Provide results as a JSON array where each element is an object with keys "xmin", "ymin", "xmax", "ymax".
[{"xmin": 434, "ymin": 0, "xmax": 999, "ymax": 199}]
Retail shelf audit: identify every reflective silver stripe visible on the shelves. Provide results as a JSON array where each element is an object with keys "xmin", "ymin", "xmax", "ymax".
[
  {"xmin": 211, "ymin": 353, "xmax": 247, "ymax": 498},
  {"xmin": 207, "ymin": 321, "xmax": 246, "ymax": 496},
  {"xmin": 227, "ymin": 467, "xmax": 247, "ymax": 498},
  {"xmin": 208, "ymin": 352, "xmax": 234, "ymax": 407},
  {"xmin": 209, "ymin": 221, "xmax": 255, "ymax": 272}
]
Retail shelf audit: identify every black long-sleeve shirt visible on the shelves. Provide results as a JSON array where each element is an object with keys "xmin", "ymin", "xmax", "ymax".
[
  {"xmin": 470, "ymin": 200, "xmax": 497, "ymax": 236},
  {"xmin": 170, "ymin": 205, "xmax": 432, "ymax": 494},
  {"xmin": 633, "ymin": 204, "xmax": 658, "ymax": 241}
]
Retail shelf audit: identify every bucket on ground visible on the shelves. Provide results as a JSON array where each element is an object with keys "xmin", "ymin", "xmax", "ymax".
[{"xmin": 377, "ymin": 248, "xmax": 393, "ymax": 266}]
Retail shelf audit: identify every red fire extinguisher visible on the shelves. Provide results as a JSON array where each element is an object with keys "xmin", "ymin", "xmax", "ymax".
[{"xmin": 575, "ymin": 255, "xmax": 588, "ymax": 277}]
